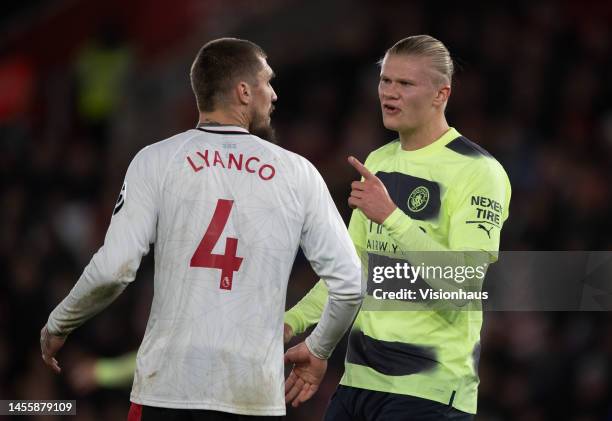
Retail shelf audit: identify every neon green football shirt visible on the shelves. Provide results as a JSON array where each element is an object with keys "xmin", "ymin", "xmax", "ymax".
[{"xmin": 285, "ymin": 127, "xmax": 511, "ymax": 414}]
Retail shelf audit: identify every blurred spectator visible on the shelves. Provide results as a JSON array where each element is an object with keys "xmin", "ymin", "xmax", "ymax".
[
  {"xmin": 0, "ymin": 54, "xmax": 35, "ymax": 123},
  {"xmin": 2, "ymin": 0, "xmax": 611, "ymax": 419},
  {"xmin": 74, "ymin": 21, "xmax": 132, "ymax": 148}
]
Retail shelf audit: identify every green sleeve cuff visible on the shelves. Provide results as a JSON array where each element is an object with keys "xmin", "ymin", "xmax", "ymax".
[
  {"xmin": 284, "ymin": 279, "xmax": 328, "ymax": 336},
  {"xmin": 284, "ymin": 310, "xmax": 304, "ymax": 336},
  {"xmin": 382, "ymin": 207, "xmax": 414, "ymax": 236},
  {"xmin": 94, "ymin": 352, "xmax": 137, "ymax": 388}
]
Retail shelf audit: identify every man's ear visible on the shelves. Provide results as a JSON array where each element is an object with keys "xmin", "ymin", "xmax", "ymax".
[
  {"xmin": 236, "ymin": 81, "xmax": 251, "ymax": 105},
  {"xmin": 433, "ymin": 84, "xmax": 451, "ymax": 108}
]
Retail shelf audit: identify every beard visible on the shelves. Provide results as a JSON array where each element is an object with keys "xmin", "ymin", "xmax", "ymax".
[{"xmin": 249, "ymin": 109, "xmax": 277, "ymax": 144}]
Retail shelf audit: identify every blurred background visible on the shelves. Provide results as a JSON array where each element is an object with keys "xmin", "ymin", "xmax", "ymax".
[{"xmin": 1, "ymin": 0, "xmax": 612, "ymax": 419}]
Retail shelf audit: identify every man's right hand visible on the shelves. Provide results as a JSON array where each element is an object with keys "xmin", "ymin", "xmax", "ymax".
[
  {"xmin": 40, "ymin": 325, "xmax": 66, "ymax": 374},
  {"xmin": 284, "ymin": 323, "xmax": 293, "ymax": 345},
  {"xmin": 284, "ymin": 341, "xmax": 327, "ymax": 408}
]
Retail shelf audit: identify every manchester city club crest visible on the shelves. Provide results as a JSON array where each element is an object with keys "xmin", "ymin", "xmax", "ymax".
[{"xmin": 407, "ymin": 186, "xmax": 429, "ymax": 212}]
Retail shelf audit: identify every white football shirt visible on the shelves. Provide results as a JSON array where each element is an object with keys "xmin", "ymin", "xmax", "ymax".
[{"xmin": 47, "ymin": 125, "xmax": 363, "ymax": 416}]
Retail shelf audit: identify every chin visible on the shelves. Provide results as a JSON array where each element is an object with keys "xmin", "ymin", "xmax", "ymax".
[{"xmin": 382, "ymin": 118, "xmax": 400, "ymax": 131}]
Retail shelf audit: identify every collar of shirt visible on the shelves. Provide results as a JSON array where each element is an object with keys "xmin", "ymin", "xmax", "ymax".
[
  {"xmin": 196, "ymin": 124, "xmax": 250, "ymax": 135},
  {"xmin": 396, "ymin": 127, "xmax": 461, "ymax": 158}
]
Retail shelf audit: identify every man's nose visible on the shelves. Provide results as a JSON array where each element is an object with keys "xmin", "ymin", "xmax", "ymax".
[{"xmin": 380, "ymin": 84, "xmax": 398, "ymax": 99}]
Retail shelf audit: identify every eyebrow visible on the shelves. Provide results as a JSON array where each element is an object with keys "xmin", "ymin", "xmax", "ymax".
[{"xmin": 380, "ymin": 74, "xmax": 416, "ymax": 84}]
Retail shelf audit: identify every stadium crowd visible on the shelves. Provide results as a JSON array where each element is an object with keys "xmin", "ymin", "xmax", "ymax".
[{"xmin": 1, "ymin": 0, "xmax": 611, "ymax": 419}]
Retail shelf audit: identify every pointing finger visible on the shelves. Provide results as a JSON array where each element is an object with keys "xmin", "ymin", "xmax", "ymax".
[{"xmin": 347, "ymin": 156, "xmax": 374, "ymax": 180}]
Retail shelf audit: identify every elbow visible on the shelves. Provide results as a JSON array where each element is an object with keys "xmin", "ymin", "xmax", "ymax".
[
  {"xmin": 355, "ymin": 276, "xmax": 367, "ymax": 301},
  {"xmin": 88, "ymin": 256, "xmax": 138, "ymax": 288},
  {"xmin": 324, "ymin": 262, "xmax": 364, "ymax": 303},
  {"xmin": 113, "ymin": 260, "xmax": 138, "ymax": 286},
  {"xmin": 352, "ymin": 288, "xmax": 366, "ymax": 306},
  {"xmin": 346, "ymin": 267, "xmax": 366, "ymax": 303}
]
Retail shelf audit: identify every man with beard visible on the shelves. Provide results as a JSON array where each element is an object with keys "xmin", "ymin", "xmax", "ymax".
[{"xmin": 41, "ymin": 38, "xmax": 364, "ymax": 420}]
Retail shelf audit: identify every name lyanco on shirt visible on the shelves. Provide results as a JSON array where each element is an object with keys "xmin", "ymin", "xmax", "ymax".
[{"xmin": 186, "ymin": 149, "xmax": 277, "ymax": 181}]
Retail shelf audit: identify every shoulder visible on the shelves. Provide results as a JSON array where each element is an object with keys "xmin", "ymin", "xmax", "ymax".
[
  {"xmin": 137, "ymin": 130, "xmax": 199, "ymax": 159},
  {"xmin": 445, "ymin": 134, "xmax": 508, "ymax": 182},
  {"xmin": 465, "ymin": 157, "xmax": 510, "ymax": 194},
  {"xmin": 248, "ymin": 137, "xmax": 331, "ymax": 205},
  {"xmin": 250, "ymin": 135, "xmax": 320, "ymax": 174},
  {"xmin": 444, "ymin": 135, "xmax": 493, "ymax": 159},
  {"xmin": 125, "ymin": 131, "xmax": 202, "ymax": 183},
  {"xmin": 434, "ymin": 132, "xmax": 511, "ymax": 200},
  {"xmin": 128, "ymin": 131, "xmax": 198, "ymax": 169}
]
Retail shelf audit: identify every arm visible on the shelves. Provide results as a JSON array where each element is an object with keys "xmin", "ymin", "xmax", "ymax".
[
  {"xmin": 284, "ymin": 279, "xmax": 328, "ymax": 336},
  {"xmin": 69, "ymin": 351, "xmax": 138, "ymax": 392},
  {"xmin": 284, "ymin": 161, "xmax": 364, "ymax": 407},
  {"xmin": 285, "ymin": 207, "xmax": 366, "ymax": 335},
  {"xmin": 382, "ymin": 159, "xmax": 510, "ymax": 261},
  {"xmin": 349, "ymin": 156, "xmax": 511, "ymax": 300},
  {"xmin": 298, "ymin": 162, "xmax": 364, "ymax": 360},
  {"xmin": 41, "ymin": 148, "xmax": 158, "ymax": 372},
  {"xmin": 285, "ymin": 172, "xmax": 369, "ymax": 337},
  {"xmin": 95, "ymin": 351, "xmax": 138, "ymax": 388}
]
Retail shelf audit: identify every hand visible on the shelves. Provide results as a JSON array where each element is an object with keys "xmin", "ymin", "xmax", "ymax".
[
  {"xmin": 347, "ymin": 156, "xmax": 397, "ymax": 224},
  {"xmin": 284, "ymin": 342, "xmax": 327, "ymax": 408},
  {"xmin": 284, "ymin": 323, "xmax": 294, "ymax": 345},
  {"xmin": 40, "ymin": 325, "xmax": 66, "ymax": 374}
]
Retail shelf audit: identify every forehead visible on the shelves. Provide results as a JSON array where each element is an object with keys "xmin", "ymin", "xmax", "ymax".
[
  {"xmin": 257, "ymin": 56, "xmax": 274, "ymax": 77},
  {"xmin": 380, "ymin": 54, "xmax": 434, "ymax": 80}
]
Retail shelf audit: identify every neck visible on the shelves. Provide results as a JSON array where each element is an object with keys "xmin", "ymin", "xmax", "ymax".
[
  {"xmin": 398, "ymin": 116, "xmax": 450, "ymax": 151},
  {"xmin": 198, "ymin": 109, "xmax": 249, "ymax": 130}
]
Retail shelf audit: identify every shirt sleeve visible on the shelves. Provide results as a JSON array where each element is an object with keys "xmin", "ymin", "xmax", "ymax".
[
  {"xmin": 285, "ymin": 163, "xmax": 370, "ymax": 337},
  {"xmin": 95, "ymin": 351, "xmax": 138, "ymax": 388},
  {"xmin": 297, "ymin": 160, "xmax": 364, "ymax": 359},
  {"xmin": 380, "ymin": 158, "xmax": 511, "ymax": 305},
  {"xmin": 284, "ymin": 279, "xmax": 328, "ymax": 336},
  {"xmin": 382, "ymin": 159, "xmax": 510, "ymax": 257},
  {"xmin": 46, "ymin": 147, "xmax": 159, "ymax": 336},
  {"xmin": 447, "ymin": 159, "xmax": 512, "ymax": 258}
]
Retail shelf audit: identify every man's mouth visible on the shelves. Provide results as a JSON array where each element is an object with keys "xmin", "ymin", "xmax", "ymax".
[{"xmin": 383, "ymin": 104, "xmax": 400, "ymax": 115}]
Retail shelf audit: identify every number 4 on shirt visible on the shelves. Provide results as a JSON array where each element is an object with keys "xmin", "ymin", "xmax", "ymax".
[{"xmin": 190, "ymin": 199, "xmax": 243, "ymax": 290}]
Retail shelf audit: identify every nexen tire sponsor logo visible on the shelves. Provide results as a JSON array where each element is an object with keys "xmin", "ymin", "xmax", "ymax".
[{"xmin": 470, "ymin": 195, "xmax": 502, "ymax": 225}]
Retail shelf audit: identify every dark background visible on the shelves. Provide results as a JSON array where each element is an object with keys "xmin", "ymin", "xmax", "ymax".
[{"xmin": 1, "ymin": 0, "xmax": 611, "ymax": 419}]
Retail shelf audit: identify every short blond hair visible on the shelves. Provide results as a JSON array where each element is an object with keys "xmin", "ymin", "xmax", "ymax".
[{"xmin": 383, "ymin": 35, "xmax": 454, "ymax": 86}]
